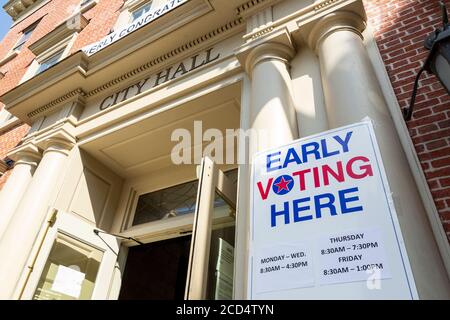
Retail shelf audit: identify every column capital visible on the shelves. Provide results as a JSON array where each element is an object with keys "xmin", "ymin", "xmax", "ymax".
[
  {"xmin": 235, "ymin": 28, "xmax": 296, "ymax": 75},
  {"xmin": 307, "ymin": 10, "xmax": 366, "ymax": 53},
  {"xmin": 7, "ymin": 143, "xmax": 42, "ymax": 168},
  {"xmin": 35, "ymin": 129, "xmax": 76, "ymax": 156}
]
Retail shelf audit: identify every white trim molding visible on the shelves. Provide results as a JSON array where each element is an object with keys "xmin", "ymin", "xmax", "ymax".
[{"xmin": 3, "ymin": 0, "xmax": 40, "ymax": 21}]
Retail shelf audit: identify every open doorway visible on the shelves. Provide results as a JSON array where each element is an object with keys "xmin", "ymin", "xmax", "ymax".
[
  {"xmin": 118, "ymin": 225, "xmax": 235, "ymax": 300},
  {"xmin": 118, "ymin": 235, "xmax": 191, "ymax": 300}
]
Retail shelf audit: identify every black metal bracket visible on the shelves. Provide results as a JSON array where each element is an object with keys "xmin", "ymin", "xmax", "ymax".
[
  {"xmin": 94, "ymin": 229, "xmax": 144, "ymax": 245},
  {"xmin": 403, "ymin": 1, "xmax": 449, "ymax": 120}
]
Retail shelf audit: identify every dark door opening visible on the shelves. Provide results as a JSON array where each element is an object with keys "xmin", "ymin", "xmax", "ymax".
[{"xmin": 118, "ymin": 235, "xmax": 191, "ymax": 300}]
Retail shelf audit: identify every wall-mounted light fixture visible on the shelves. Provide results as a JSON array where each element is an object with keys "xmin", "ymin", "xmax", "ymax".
[{"xmin": 404, "ymin": 1, "xmax": 450, "ymax": 120}]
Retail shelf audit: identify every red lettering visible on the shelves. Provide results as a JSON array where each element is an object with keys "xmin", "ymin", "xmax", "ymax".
[
  {"xmin": 313, "ymin": 167, "xmax": 320, "ymax": 188},
  {"xmin": 346, "ymin": 156, "xmax": 373, "ymax": 179},
  {"xmin": 322, "ymin": 161, "xmax": 345, "ymax": 186},
  {"xmin": 257, "ymin": 178, "xmax": 273, "ymax": 200},
  {"xmin": 292, "ymin": 169, "xmax": 310, "ymax": 191}
]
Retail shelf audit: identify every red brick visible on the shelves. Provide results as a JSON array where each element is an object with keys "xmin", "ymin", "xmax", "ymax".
[
  {"xmin": 441, "ymin": 177, "xmax": 450, "ymax": 188},
  {"xmin": 426, "ymin": 139, "xmax": 448, "ymax": 151},
  {"xmin": 0, "ymin": 0, "xmax": 123, "ymax": 187}
]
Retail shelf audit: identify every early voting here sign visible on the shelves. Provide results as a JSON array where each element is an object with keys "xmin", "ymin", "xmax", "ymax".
[{"xmin": 249, "ymin": 121, "xmax": 418, "ymax": 299}]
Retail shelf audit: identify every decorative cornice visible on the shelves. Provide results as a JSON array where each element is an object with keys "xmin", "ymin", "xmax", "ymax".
[
  {"xmin": 236, "ymin": 27, "xmax": 295, "ymax": 76},
  {"xmin": 27, "ymin": 88, "xmax": 86, "ymax": 119},
  {"xmin": 7, "ymin": 142, "xmax": 42, "ymax": 167},
  {"xmin": 86, "ymin": 17, "xmax": 244, "ymax": 98},
  {"xmin": 3, "ymin": 0, "xmax": 38, "ymax": 21},
  {"xmin": 314, "ymin": 0, "xmax": 341, "ymax": 11},
  {"xmin": 236, "ymin": 0, "xmax": 282, "ymax": 18},
  {"xmin": 23, "ymin": 18, "xmax": 244, "ymax": 121},
  {"xmin": 236, "ymin": 0, "xmax": 266, "ymax": 15},
  {"xmin": 35, "ymin": 127, "xmax": 76, "ymax": 155}
]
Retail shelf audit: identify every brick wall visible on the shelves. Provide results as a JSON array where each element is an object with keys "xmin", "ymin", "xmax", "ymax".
[
  {"xmin": 0, "ymin": 123, "xmax": 30, "ymax": 189},
  {"xmin": 0, "ymin": 0, "xmax": 124, "ymax": 190},
  {"xmin": 364, "ymin": 0, "xmax": 450, "ymax": 241}
]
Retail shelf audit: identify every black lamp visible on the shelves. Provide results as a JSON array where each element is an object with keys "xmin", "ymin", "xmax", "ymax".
[{"xmin": 404, "ymin": 1, "xmax": 450, "ymax": 120}]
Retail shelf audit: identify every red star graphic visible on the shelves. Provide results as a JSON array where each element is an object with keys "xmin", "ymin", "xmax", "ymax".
[{"xmin": 275, "ymin": 177, "xmax": 292, "ymax": 193}]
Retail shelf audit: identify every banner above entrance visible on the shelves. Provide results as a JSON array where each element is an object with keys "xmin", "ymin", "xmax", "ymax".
[
  {"xmin": 82, "ymin": 0, "xmax": 188, "ymax": 56},
  {"xmin": 249, "ymin": 121, "xmax": 418, "ymax": 299}
]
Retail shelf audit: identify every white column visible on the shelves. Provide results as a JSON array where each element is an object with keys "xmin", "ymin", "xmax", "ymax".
[
  {"xmin": 0, "ymin": 145, "xmax": 41, "ymax": 239},
  {"xmin": 246, "ymin": 41, "xmax": 298, "ymax": 152},
  {"xmin": 0, "ymin": 136, "xmax": 74, "ymax": 299},
  {"xmin": 309, "ymin": 11, "xmax": 450, "ymax": 298}
]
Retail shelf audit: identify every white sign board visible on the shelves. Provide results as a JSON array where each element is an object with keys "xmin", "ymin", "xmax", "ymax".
[
  {"xmin": 249, "ymin": 121, "xmax": 418, "ymax": 299},
  {"xmin": 82, "ymin": 0, "xmax": 188, "ymax": 56},
  {"xmin": 51, "ymin": 265, "xmax": 85, "ymax": 298}
]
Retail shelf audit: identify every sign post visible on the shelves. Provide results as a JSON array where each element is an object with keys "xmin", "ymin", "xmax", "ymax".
[{"xmin": 249, "ymin": 121, "xmax": 418, "ymax": 299}]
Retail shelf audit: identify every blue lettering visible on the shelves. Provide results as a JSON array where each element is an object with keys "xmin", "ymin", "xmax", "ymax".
[
  {"xmin": 293, "ymin": 197, "xmax": 312, "ymax": 222},
  {"xmin": 267, "ymin": 152, "xmax": 282, "ymax": 172},
  {"xmin": 271, "ymin": 202, "xmax": 290, "ymax": 227},
  {"xmin": 314, "ymin": 193, "xmax": 337, "ymax": 218},
  {"xmin": 301, "ymin": 142, "xmax": 321, "ymax": 163},
  {"xmin": 339, "ymin": 187, "xmax": 363, "ymax": 214},
  {"xmin": 321, "ymin": 138, "xmax": 340, "ymax": 158},
  {"xmin": 333, "ymin": 131, "xmax": 353, "ymax": 153},
  {"xmin": 283, "ymin": 147, "xmax": 302, "ymax": 168},
  {"xmin": 119, "ymin": 29, "xmax": 128, "ymax": 38}
]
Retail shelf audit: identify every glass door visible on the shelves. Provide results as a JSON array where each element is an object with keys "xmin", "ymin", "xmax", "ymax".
[
  {"xmin": 20, "ymin": 210, "xmax": 119, "ymax": 300},
  {"xmin": 185, "ymin": 157, "xmax": 237, "ymax": 300}
]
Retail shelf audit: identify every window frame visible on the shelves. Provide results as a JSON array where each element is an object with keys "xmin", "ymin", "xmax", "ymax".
[
  {"xmin": 130, "ymin": 1, "xmax": 153, "ymax": 22},
  {"xmin": 35, "ymin": 49, "xmax": 65, "ymax": 75},
  {"xmin": 12, "ymin": 21, "xmax": 39, "ymax": 52},
  {"xmin": 118, "ymin": 165, "xmax": 237, "ymax": 245},
  {"xmin": 18, "ymin": 210, "xmax": 119, "ymax": 300},
  {"xmin": 0, "ymin": 108, "xmax": 19, "ymax": 132},
  {"xmin": 20, "ymin": 32, "xmax": 77, "ymax": 83}
]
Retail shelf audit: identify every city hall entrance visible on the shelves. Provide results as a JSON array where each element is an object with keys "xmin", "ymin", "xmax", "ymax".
[
  {"xmin": 119, "ymin": 224, "xmax": 236, "ymax": 300},
  {"xmin": 18, "ymin": 82, "xmax": 242, "ymax": 300},
  {"xmin": 117, "ymin": 161, "xmax": 238, "ymax": 300}
]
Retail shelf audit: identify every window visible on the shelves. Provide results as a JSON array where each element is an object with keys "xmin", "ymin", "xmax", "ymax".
[
  {"xmin": 36, "ymin": 50, "xmax": 64, "ymax": 74},
  {"xmin": 80, "ymin": 0, "xmax": 93, "ymax": 6},
  {"xmin": 33, "ymin": 233, "xmax": 103, "ymax": 300},
  {"xmin": 131, "ymin": 2, "xmax": 152, "ymax": 21},
  {"xmin": 0, "ymin": 108, "xmax": 14, "ymax": 126},
  {"xmin": 132, "ymin": 170, "xmax": 237, "ymax": 226},
  {"xmin": 13, "ymin": 22, "xmax": 38, "ymax": 51},
  {"xmin": 79, "ymin": 0, "xmax": 97, "ymax": 12}
]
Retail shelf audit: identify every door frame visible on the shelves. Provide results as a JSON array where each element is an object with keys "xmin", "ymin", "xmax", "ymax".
[
  {"xmin": 18, "ymin": 209, "xmax": 119, "ymax": 300},
  {"xmin": 185, "ymin": 156, "xmax": 237, "ymax": 300}
]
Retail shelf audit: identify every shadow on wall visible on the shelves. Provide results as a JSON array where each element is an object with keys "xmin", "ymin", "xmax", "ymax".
[{"xmin": 290, "ymin": 46, "xmax": 328, "ymax": 138}]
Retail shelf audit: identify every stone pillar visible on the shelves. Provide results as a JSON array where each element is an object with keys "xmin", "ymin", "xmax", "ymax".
[
  {"xmin": 0, "ymin": 135, "xmax": 74, "ymax": 299},
  {"xmin": 243, "ymin": 37, "xmax": 298, "ymax": 152},
  {"xmin": 0, "ymin": 144, "xmax": 41, "ymax": 239},
  {"xmin": 309, "ymin": 11, "xmax": 450, "ymax": 298}
]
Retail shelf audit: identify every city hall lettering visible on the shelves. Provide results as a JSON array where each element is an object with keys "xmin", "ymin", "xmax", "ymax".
[
  {"xmin": 255, "ymin": 130, "xmax": 374, "ymax": 227},
  {"xmin": 99, "ymin": 48, "xmax": 220, "ymax": 111}
]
